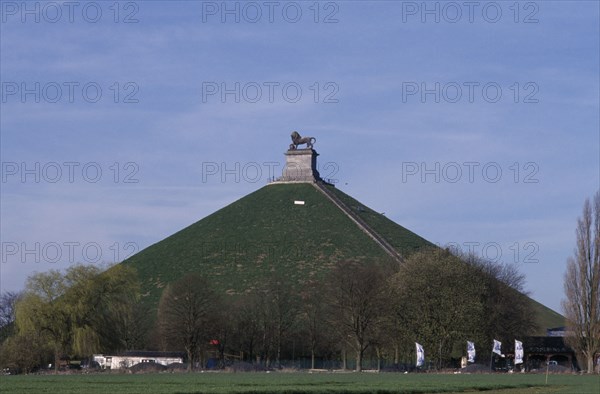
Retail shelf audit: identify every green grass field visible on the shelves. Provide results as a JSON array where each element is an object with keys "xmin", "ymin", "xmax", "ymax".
[{"xmin": 1, "ymin": 372, "xmax": 598, "ymax": 394}]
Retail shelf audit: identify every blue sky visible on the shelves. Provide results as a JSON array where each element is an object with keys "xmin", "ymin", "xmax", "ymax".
[{"xmin": 1, "ymin": 1, "xmax": 598, "ymax": 313}]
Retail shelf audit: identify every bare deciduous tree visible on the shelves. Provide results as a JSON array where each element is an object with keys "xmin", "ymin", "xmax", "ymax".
[
  {"xmin": 325, "ymin": 260, "xmax": 389, "ymax": 372},
  {"xmin": 0, "ymin": 291, "xmax": 22, "ymax": 341},
  {"xmin": 249, "ymin": 275, "xmax": 299, "ymax": 368},
  {"xmin": 267, "ymin": 276, "xmax": 299, "ymax": 369},
  {"xmin": 562, "ymin": 191, "xmax": 600, "ymax": 373},
  {"xmin": 157, "ymin": 273, "xmax": 220, "ymax": 371},
  {"xmin": 228, "ymin": 295, "xmax": 261, "ymax": 363},
  {"xmin": 300, "ymin": 281, "xmax": 329, "ymax": 369},
  {"xmin": 462, "ymin": 252, "xmax": 538, "ymax": 350}
]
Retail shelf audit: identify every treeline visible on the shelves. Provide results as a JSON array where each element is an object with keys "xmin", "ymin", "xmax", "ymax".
[
  {"xmin": 0, "ymin": 248, "xmax": 538, "ymax": 373},
  {"xmin": 0, "ymin": 265, "xmax": 148, "ymax": 373}
]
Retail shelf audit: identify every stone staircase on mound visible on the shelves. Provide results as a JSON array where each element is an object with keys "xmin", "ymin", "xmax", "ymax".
[{"xmin": 313, "ymin": 181, "xmax": 404, "ymax": 264}]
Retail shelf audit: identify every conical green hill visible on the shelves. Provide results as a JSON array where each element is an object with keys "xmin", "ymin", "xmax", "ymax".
[
  {"xmin": 121, "ymin": 182, "xmax": 564, "ymax": 334},
  {"xmin": 123, "ymin": 182, "xmax": 431, "ymax": 307}
]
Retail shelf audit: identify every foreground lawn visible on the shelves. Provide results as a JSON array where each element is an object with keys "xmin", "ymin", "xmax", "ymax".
[{"xmin": 1, "ymin": 372, "xmax": 598, "ymax": 394}]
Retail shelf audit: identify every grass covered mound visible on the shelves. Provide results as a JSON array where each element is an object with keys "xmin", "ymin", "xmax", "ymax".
[
  {"xmin": 121, "ymin": 183, "xmax": 565, "ymax": 333},
  {"xmin": 123, "ymin": 183, "xmax": 428, "ymax": 307}
]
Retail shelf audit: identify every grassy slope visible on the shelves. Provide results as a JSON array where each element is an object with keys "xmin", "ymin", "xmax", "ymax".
[
  {"xmin": 529, "ymin": 298, "xmax": 566, "ymax": 335},
  {"xmin": 123, "ymin": 183, "xmax": 399, "ymax": 308},
  {"xmin": 122, "ymin": 182, "xmax": 564, "ymax": 331},
  {"xmin": 326, "ymin": 184, "xmax": 435, "ymax": 256}
]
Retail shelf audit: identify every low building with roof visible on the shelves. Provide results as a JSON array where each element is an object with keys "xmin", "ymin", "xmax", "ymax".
[{"xmin": 93, "ymin": 351, "xmax": 185, "ymax": 369}]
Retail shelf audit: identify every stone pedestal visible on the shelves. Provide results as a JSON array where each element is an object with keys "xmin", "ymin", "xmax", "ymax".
[{"xmin": 279, "ymin": 149, "xmax": 321, "ymax": 182}]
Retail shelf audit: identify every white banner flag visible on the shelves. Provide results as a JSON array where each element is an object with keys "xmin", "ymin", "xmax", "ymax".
[
  {"xmin": 416, "ymin": 343, "xmax": 425, "ymax": 367},
  {"xmin": 515, "ymin": 340, "xmax": 524, "ymax": 364},
  {"xmin": 492, "ymin": 339, "xmax": 502, "ymax": 355},
  {"xmin": 467, "ymin": 341, "xmax": 476, "ymax": 363}
]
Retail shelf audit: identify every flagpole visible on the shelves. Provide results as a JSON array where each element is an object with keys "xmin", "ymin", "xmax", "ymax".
[{"xmin": 490, "ymin": 350, "xmax": 494, "ymax": 372}]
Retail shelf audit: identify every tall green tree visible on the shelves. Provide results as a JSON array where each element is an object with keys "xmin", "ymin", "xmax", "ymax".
[
  {"xmin": 14, "ymin": 264, "xmax": 140, "ymax": 372},
  {"xmin": 85, "ymin": 265, "xmax": 143, "ymax": 352},
  {"xmin": 563, "ymin": 191, "xmax": 600, "ymax": 373},
  {"xmin": 392, "ymin": 249, "xmax": 486, "ymax": 369},
  {"xmin": 16, "ymin": 269, "xmax": 72, "ymax": 372},
  {"xmin": 0, "ymin": 330, "xmax": 49, "ymax": 373}
]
